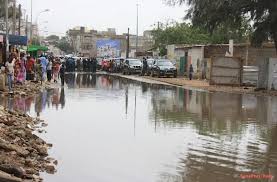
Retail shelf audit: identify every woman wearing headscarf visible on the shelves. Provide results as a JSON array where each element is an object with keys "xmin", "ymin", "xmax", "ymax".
[
  {"xmin": 39, "ymin": 55, "xmax": 49, "ymax": 81},
  {"xmin": 16, "ymin": 53, "xmax": 26, "ymax": 84},
  {"xmin": 53, "ymin": 59, "xmax": 60, "ymax": 83}
]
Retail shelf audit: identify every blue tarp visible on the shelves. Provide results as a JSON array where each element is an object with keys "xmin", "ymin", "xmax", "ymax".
[{"xmin": 0, "ymin": 34, "xmax": 28, "ymax": 45}]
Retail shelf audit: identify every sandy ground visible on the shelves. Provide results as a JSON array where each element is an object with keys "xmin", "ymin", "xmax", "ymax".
[{"xmin": 108, "ymin": 73, "xmax": 277, "ymax": 96}]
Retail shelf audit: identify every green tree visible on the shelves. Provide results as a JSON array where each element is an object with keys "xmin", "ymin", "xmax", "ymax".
[
  {"xmin": 166, "ymin": 0, "xmax": 277, "ymax": 53},
  {"xmin": 46, "ymin": 35, "xmax": 60, "ymax": 46},
  {"xmin": 152, "ymin": 22, "xmax": 211, "ymax": 55},
  {"xmin": 31, "ymin": 37, "xmax": 40, "ymax": 45},
  {"xmin": 152, "ymin": 22, "xmax": 249, "ymax": 55},
  {"xmin": 56, "ymin": 37, "xmax": 73, "ymax": 54},
  {"xmin": 46, "ymin": 35, "xmax": 60, "ymax": 42}
]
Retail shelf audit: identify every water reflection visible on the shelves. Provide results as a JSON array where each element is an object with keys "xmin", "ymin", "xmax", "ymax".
[
  {"xmin": 0, "ymin": 88, "xmax": 65, "ymax": 115},
  {"xmin": 64, "ymin": 74, "xmax": 277, "ymax": 181},
  {"xmin": 65, "ymin": 73, "xmax": 98, "ymax": 89},
  {"xmin": 148, "ymin": 88, "xmax": 277, "ymax": 181},
  {"xmin": 2, "ymin": 73, "xmax": 277, "ymax": 182}
]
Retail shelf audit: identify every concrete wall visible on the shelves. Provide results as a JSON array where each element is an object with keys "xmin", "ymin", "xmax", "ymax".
[
  {"xmin": 167, "ymin": 45, "xmax": 175, "ymax": 60},
  {"xmin": 188, "ymin": 47, "xmax": 204, "ymax": 73},
  {"xmin": 204, "ymin": 45, "xmax": 276, "ymax": 66},
  {"xmin": 242, "ymin": 66, "xmax": 259, "ymax": 86},
  {"xmin": 210, "ymin": 57, "xmax": 242, "ymax": 85},
  {"xmin": 167, "ymin": 45, "xmax": 186, "ymax": 61},
  {"xmin": 268, "ymin": 58, "xmax": 277, "ymax": 90}
]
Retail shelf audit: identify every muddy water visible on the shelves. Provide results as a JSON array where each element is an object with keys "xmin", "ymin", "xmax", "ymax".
[{"xmin": 1, "ymin": 73, "xmax": 277, "ymax": 182}]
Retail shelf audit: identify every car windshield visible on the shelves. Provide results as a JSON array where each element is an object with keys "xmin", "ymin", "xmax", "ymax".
[
  {"xmin": 157, "ymin": 61, "xmax": 173, "ymax": 66},
  {"xmin": 129, "ymin": 60, "xmax": 141, "ymax": 65}
]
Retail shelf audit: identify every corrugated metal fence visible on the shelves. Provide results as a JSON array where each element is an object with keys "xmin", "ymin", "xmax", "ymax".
[{"xmin": 242, "ymin": 66, "xmax": 259, "ymax": 86}]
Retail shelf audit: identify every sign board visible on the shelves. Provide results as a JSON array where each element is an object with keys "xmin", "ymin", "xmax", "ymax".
[{"xmin": 96, "ymin": 39, "xmax": 120, "ymax": 57}]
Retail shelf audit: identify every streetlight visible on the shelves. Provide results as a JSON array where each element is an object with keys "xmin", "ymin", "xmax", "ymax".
[
  {"xmin": 36, "ymin": 9, "xmax": 50, "ymax": 25},
  {"xmin": 5, "ymin": 0, "xmax": 9, "ymax": 58},
  {"xmin": 30, "ymin": 8, "xmax": 50, "ymax": 40}
]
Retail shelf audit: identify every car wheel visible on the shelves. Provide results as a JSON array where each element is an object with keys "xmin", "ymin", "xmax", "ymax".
[{"xmin": 128, "ymin": 70, "xmax": 131, "ymax": 75}]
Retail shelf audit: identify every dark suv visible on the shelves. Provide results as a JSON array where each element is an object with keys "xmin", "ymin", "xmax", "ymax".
[
  {"xmin": 122, "ymin": 59, "xmax": 142, "ymax": 75},
  {"xmin": 151, "ymin": 59, "xmax": 177, "ymax": 78}
]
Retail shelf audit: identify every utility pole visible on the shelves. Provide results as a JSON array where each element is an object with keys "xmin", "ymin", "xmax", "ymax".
[
  {"xmin": 30, "ymin": 0, "xmax": 33, "ymax": 42},
  {"xmin": 25, "ymin": 14, "xmax": 28, "ymax": 37},
  {"xmin": 5, "ymin": 0, "xmax": 9, "ymax": 59},
  {"xmin": 136, "ymin": 3, "xmax": 139, "ymax": 57},
  {"xmin": 12, "ymin": 0, "xmax": 16, "ymax": 35},
  {"xmin": 126, "ymin": 28, "xmax": 130, "ymax": 59},
  {"xmin": 18, "ymin": 4, "xmax": 21, "ymax": 35}
]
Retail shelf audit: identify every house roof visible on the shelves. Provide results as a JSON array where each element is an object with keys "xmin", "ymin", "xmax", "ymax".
[{"xmin": 172, "ymin": 42, "xmax": 275, "ymax": 49}]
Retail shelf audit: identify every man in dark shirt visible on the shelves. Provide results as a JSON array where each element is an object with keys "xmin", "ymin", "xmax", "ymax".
[
  {"xmin": 141, "ymin": 57, "xmax": 148, "ymax": 76},
  {"xmin": 60, "ymin": 64, "xmax": 66, "ymax": 86}
]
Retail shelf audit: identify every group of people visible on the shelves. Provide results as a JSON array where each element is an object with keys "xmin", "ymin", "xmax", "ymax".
[
  {"xmin": 66, "ymin": 57, "xmax": 98, "ymax": 72},
  {"xmin": 78, "ymin": 58, "xmax": 98, "ymax": 72},
  {"xmin": 3, "ymin": 52, "xmax": 66, "ymax": 93},
  {"xmin": 101, "ymin": 59, "xmax": 124, "ymax": 73}
]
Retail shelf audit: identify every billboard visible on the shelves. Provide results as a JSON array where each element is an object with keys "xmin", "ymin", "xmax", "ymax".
[{"xmin": 96, "ymin": 39, "xmax": 120, "ymax": 57}]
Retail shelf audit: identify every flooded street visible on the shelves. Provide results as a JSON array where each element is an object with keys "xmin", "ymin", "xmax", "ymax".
[{"xmin": 1, "ymin": 73, "xmax": 277, "ymax": 182}]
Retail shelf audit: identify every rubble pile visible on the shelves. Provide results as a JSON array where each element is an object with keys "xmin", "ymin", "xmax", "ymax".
[
  {"xmin": 0, "ymin": 106, "xmax": 56, "ymax": 182},
  {"xmin": 2, "ymin": 81, "xmax": 51, "ymax": 96}
]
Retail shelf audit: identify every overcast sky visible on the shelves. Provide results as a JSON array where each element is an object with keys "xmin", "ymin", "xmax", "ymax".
[{"xmin": 16, "ymin": 0, "xmax": 186, "ymax": 36}]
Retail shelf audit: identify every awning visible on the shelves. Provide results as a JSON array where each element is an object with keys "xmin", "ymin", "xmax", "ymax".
[
  {"xmin": 27, "ymin": 45, "xmax": 48, "ymax": 52},
  {"xmin": 0, "ymin": 34, "xmax": 28, "ymax": 45},
  {"xmin": 9, "ymin": 35, "xmax": 28, "ymax": 45}
]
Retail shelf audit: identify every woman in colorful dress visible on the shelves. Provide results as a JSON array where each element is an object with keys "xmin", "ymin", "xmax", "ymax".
[
  {"xmin": 53, "ymin": 60, "xmax": 60, "ymax": 83},
  {"xmin": 16, "ymin": 54, "xmax": 26, "ymax": 84}
]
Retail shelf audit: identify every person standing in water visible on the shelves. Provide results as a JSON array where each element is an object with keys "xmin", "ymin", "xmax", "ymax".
[
  {"xmin": 47, "ymin": 59, "xmax": 53, "ymax": 82},
  {"xmin": 59, "ymin": 64, "xmax": 66, "ymax": 86},
  {"xmin": 189, "ymin": 64, "xmax": 194, "ymax": 80}
]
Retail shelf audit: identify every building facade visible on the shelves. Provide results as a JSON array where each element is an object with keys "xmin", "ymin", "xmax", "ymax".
[
  {"xmin": 67, "ymin": 26, "xmax": 154, "ymax": 57},
  {"xmin": 167, "ymin": 43, "xmax": 277, "ymax": 75}
]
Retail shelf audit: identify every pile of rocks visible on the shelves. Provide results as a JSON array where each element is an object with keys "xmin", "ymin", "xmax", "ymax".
[
  {"xmin": 0, "ymin": 106, "xmax": 56, "ymax": 182},
  {"xmin": 12, "ymin": 82, "xmax": 52, "ymax": 97},
  {"xmin": 1, "ymin": 81, "xmax": 52, "ymax": 97}
]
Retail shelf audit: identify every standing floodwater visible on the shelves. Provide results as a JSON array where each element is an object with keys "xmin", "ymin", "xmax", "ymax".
[{"xmin": 1, "ymin": 73, "xmax": 277, "ymax": 182}]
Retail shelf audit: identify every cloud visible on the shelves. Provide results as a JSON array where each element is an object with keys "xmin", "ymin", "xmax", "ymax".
[{"xmin": 17, "ymin": 0, "xmax": 186, "ymax": 36}]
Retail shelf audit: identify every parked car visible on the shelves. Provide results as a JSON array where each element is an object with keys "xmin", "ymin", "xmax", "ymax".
[
  {"xmin": 151, "ymin": 59, "xmax": 177, "ymax": 78},
  {"xmin": 146, "ymin": 58, "xmax": 155, "ymax": 76},
  {"xmin": 122, "ymin": 59, "xmax": 142, "ymax": 75}
]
